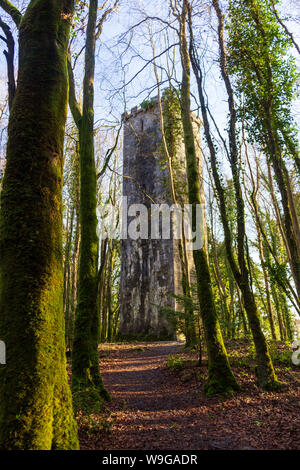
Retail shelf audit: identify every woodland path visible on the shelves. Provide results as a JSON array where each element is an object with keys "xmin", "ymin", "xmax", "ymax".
[{"xmin": 79, "ymin": 341, "xmax": 300, "ymax": 450}]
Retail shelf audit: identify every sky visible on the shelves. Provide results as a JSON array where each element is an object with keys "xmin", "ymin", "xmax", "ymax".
[
  {"xmin": 0, "ymin": 1, "xmax": 298, "ymax": 143},
  {"xmin": 0, "ymin": 0, "xmax": 298, "ymax": 222}
]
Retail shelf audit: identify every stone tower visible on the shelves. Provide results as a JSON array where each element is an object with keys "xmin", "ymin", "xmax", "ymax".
[{"xmin": 119, "ymin": 97, "xmax": 202, "ymax": 340}]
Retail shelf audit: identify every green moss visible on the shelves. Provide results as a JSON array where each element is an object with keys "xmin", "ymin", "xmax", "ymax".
[
  {"xmin": 166, "ymin": 354, "xmax": 185, "ymax": 370},
  {"xmin": 0, "ymin": 0, "xmax": 78, "ymax": 449},
  {"xmin": 178, "ymin": 12, "xmax": 239, "ymax": 397},
  {"xmin": 204, "ymin": 376, "xmax": 236, "ymax": 398},
  {"xmin": 72, "ymin": 388, "xmax": 105, "ymax": 415},
  {"xmin": 140, "ymin": 98, "xmax": 157, "ymax": 111},
  {"xmin": 71, "ymin": 0, "xmax": 109, "ymax": 407}
]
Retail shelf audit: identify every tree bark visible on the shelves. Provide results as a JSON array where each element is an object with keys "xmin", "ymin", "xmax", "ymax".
[
  {"xmin": 177, "ymin": 0, "xmax": 239, "ymax": 396},
  {"xmin": 188, "ymin": 0, "xmax": 278, "ymax": 389},
  {"xmin": 0, "ymin": 0, "xmax": 78, "ymax": 449},
  {"xmin": 69, "ymin": 0, "xmax": 110, "ymax": 403}
]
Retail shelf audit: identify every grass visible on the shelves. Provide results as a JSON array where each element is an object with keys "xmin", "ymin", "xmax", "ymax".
[{"xmin": 166, "ymin": 354, "xmax": 185, "ymax": 371}]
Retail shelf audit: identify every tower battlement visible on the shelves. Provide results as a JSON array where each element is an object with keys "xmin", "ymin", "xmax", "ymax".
[{"xmin": 121, "ymin": 95, "xmax": 202, "ymax": 126}]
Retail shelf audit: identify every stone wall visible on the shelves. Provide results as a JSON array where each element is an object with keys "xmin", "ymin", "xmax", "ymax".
[{"xmin": 119, "ymin": 99, "xmax": 202, "ymax": 339}]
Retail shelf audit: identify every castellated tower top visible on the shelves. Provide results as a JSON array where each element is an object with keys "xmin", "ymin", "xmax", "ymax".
[
  {"xmin": 122, "ymin": 94, "xmax": 202, "ymax": 128},
  {"xmin": 122, "ymin": 95, "xmax": 159, "ymax": 121}
]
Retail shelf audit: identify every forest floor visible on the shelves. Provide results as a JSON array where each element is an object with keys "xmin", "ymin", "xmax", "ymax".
[{"xmin": 76, "ymin": 340, "xmax": 300, "ymax": 450}]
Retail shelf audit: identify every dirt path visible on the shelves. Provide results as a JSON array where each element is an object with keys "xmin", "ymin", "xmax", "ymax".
[{"xmin": 78, "ymin": 341, "xmax": 300, "ymax": 450}]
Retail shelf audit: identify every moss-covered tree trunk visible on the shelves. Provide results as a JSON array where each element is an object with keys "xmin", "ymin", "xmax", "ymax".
[
  {"xmin": 186, "ymin": 0, "xmax": 278, "ymax": 390},
  {"xmin": 247, "ymin": 0, "xmax": 300, "ymax": 303},
  {"xmin": 212, "ymin": 0, "xmax": 278, "ymax": 388},
  {"xmin": 0, "ymin": 0, "xmax": 78, "ymax": 449},
  {"xmin": 159, "ymin": 87, "xmax": 196, "ymax": 346},
  {"xmin": 64, "ymin": 206, "xmax": 74, "ymax": 323},
  {"xmin": 178, "ymin": 0, "xmax": 239, "ymax": 396},
  {"xmin": 68, "ymin": 0, "xmax": 109, "ymax": 404}
]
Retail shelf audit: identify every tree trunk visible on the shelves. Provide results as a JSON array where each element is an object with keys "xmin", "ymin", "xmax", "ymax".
[
  {"xmin": 70, "ymin": 0, "xmax": 110, "ymax": 403},
  {"xmin": 0, "ymin": 0, "xmax": 78, "ymax": 449},
  {"xmin": 178, "ymin": 0, "xmax": 239, "ymax": 396},
  {"xmin": 187, "ymin": 0, "xmax": 278, "ymax": 389}
]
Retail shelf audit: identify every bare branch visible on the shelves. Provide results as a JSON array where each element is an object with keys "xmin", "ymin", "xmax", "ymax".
[
  {"xmin": 0, "ymin": 16, "xmax": 15, "ymax": 109},
  {"xmin": 95, "ymin": 0, "xmax": 119, "ymax": 40},
  {"xmin": 270, "ymin": 0, "xmax": 300, "ymax": 55},
  {"xmin": 97, "ymin": 125, "xmax": 122, "ymax": 179},
  {"xmin": 67, "ymin": 54, "xmax": 82, "ymax": 127},
  {"xmin": 0, "ymin": 0, "xmax": 22, "ymax": 28}
]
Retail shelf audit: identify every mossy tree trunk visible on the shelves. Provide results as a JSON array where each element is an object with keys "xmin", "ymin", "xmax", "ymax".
[
  {"xmin": 187, "ymin": 0, "xmax": 279, "ymax": 390},
  {"xmin": 244, "ymin": 149, "xmax": 277, "ymax": 340},
  {"xmin": 66, "ymin": 138, "xmax": 80, "ymax": 352},
  {"xmin": 177, "ymin": 0, "xmax": 239, "ymax": 396},
  {"xmin": 212, "ymin": 0, "xmax": 279, "ymax": 389},
  {"xmin": 68, "ymin": 0, "xmax": 109, "ymax": 403},
  {"xmin": 227, "ymin": 0, "xmax": 300, "ymax": 304},
  {"xmin": 0, "ymin": 0, "xmax": 78, "ymax": 449},
  {"xmin": 157, "ymin": 85, "xmax": 196, "ymax": 347},
  {"xmin": 248, "ymin": 0, "xmax": 300, "ymax": 303}
]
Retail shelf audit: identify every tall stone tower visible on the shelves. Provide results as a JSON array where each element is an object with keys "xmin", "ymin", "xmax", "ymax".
[{"xmin": 119, "ymin": 97, "xmax": 202, "ymax": 340}]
